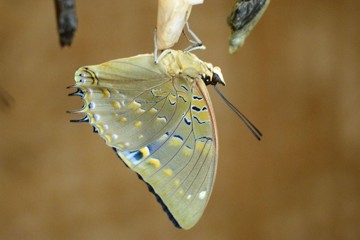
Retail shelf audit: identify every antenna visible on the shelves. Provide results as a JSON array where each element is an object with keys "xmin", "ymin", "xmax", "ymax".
[{"xmin": 214, "ymin": 85, "xmax": 263, "ymax": 141}]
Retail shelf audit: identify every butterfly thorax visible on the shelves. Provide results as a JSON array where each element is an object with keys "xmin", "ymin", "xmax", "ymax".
[{"xmin": 159, "ymin": 50, "xmax": 224, "ymax": 86}]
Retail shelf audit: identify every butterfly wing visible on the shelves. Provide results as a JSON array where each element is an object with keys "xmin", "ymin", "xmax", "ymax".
[{"xmin": 71, "ymin": 53, "xmax": 218, "ymax": 229}]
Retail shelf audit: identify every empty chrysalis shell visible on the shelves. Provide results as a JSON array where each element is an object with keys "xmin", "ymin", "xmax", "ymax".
[
  {"xmin": 156, "ymin": 0, "xmax": 204, "ymax": 50},
  {"xmin": 69, "ymin": 50, "xmax": 225, "ymax": 229},
  {"xmin": 228, "ymin": 0, "xmax": 270, "ymax": 54}
]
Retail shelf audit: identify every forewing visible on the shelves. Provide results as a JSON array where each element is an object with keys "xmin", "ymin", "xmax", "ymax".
[
  {"xmin": 70, "ymin": 55, "xmax": 217, "ymax": 229},
  {"xmin": 72, "ymin": 54, "xmax": 179, "ymax": 152}
]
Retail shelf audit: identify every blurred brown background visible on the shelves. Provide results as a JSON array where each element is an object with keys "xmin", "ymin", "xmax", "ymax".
[{"xmin": 1, "ymin": 0, "xmax": 359, "ymax": 239}]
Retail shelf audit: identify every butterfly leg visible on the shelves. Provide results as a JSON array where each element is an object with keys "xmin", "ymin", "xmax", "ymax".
[
  {"xmin": 183, "ymin": 17, "xmax": 206, "ymax": 52},
  {"xmin": 153, "ymin": 28, "xmax": 172, "ymax": 64}
]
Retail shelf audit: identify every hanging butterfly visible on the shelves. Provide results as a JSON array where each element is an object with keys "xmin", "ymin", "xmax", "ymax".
[
  {"xmin": 68, "ymin": 49, "xmax": 262, "ymax": 229},
  {"xmin": 228, "ymin": 0, "xmax": 270, "ymax": 54},
  {"xmin": 156, "ymin": 0, "xmax": 204, "ymax": 51}
]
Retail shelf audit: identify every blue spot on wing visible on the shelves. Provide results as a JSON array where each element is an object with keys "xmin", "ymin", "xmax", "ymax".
[
  {"xmin": 173, "ymin": 134, "xmax": 184, "ymax": 141},
  {"xmin": 179, "ymin": 95, "xmax": 187, "ymax": 102},
  {"xmin": 183, "ymin": 116, "xmax": 192, "ymax": 125},
  {"xmin": 157, "ymin": 116, "xmax": 168, "ymax": 121},
  {"xmin": 146, "ymin": 132, "xmax": 170, "ymax": 153},
  {"xmin": 123, "ymin": 150, "xmax": 143, "ymax": 164},
  {"xmin": 193, "ymin": 115, "xmax": 206, "ymax": 124},
  {"xmin": 191, "ymin": 106, "xmax": 208, "ymax": 112},
  {"xmin": 192, "ymin": 106, "xmax": 201, "ymax": 112},
  {"xmin": 193, "ymin": 96, "xmax": 203, "ymax": 100},
  {"xmin": 168, "ymin": 100, "xmax": 176, "ymax": 105},
  {"xmin": 181, "ymin": 85, "xmax": 189, "ymax": 91}
]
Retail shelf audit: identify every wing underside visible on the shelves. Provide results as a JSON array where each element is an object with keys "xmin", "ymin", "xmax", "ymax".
[{"xmin": 70, "ymin": 55, "xmax": 217, "ymax": 229}]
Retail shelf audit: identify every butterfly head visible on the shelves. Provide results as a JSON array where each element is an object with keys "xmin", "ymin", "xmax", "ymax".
[{"xmin": 202, "ymin": 64, "xmax": 226, "ymax": 86}]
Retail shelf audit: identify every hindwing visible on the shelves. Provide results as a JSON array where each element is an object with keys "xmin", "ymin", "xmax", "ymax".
[{"xmin": 70, "ymin": 53, "xmax": 217, "ymax": 229}]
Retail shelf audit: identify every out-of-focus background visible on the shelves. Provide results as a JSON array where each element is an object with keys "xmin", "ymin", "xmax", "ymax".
[{"xmin": 1, "ymin": 0, "xmax": 359, "ymax": 239}]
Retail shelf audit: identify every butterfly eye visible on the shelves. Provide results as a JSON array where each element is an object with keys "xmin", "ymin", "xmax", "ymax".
[{"xmin": 201, "ymin": 74, "xmax": 211, "ymax": 85}]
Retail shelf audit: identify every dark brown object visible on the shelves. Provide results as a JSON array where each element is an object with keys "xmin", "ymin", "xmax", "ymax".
[
  {"xmin": 0, "ymin": 87, "xmax": 14, "ymax": 111},
  {"xmin": 54, "ymin": 0, "xmax": 77, "ymax": 47}
]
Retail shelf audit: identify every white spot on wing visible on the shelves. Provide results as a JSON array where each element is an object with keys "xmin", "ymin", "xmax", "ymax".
[
  {"xmin": 93, "ymin": 114, "xmax": 100, "ymax": 121},
  {"xmin": 199, "ymin": 191, "xmax": 207, "ymax": 200}
]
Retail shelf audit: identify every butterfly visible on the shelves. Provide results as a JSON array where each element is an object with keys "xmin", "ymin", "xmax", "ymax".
[
  {"xmin": 228, "ymin": 0, "xmax": 270, "ymax": 54},
  {"xmin": 69, "ymin": 49, "xmax": 225, "ymax": 229}
]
